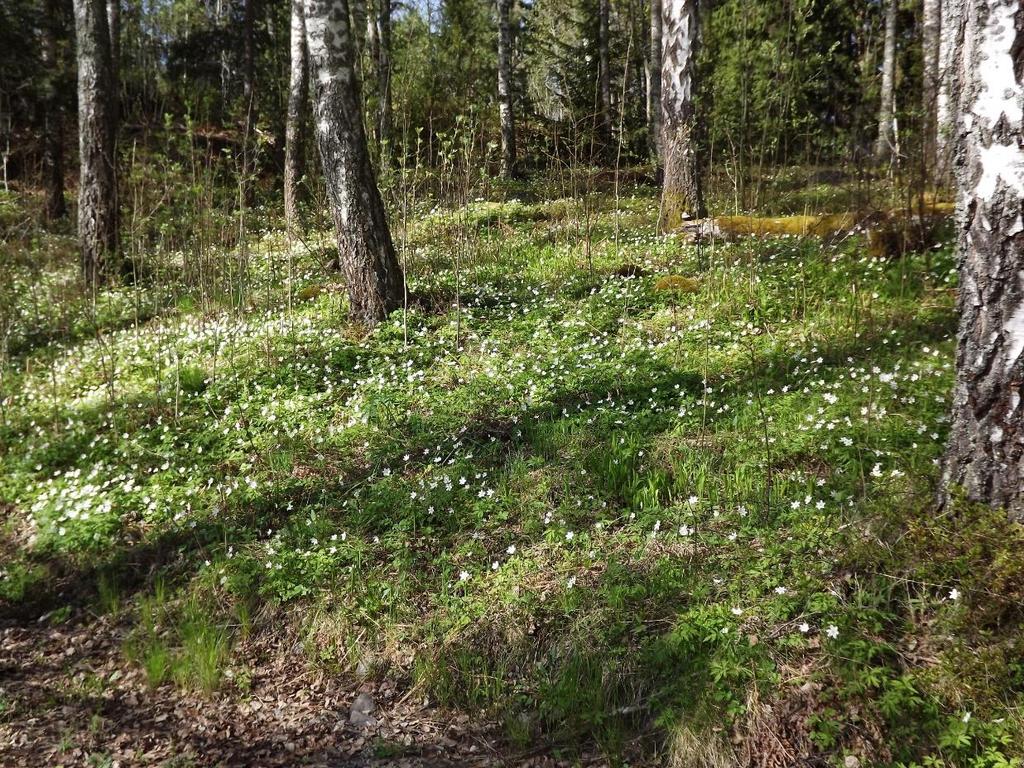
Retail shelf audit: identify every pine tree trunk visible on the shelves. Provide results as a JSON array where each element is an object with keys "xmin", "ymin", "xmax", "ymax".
[
  {"xmin": 284, "ymin": 0, "xmax": 307, "ymax": 231},
  {"xmin": 303, "ymin": 0, "xmax": 403, "ymax": 326},
  {"xmin": 922, "ymin": 0, "xmax": 941, "ymax": 175},
  {"xmin": 943, "ymin": 0, "xmax": 1024, "ymax": 518},
  {"xmin": 598, "ymin": 0, "xmax": 613, "ymax": 143},
  {"xmin": 659, "ymin": 0, "xmax": 703, "ymax": 232},
  {"xmin": 497, "ymin": 0, "xmax": 517, "ymax": 178},
  {"xmin": 874, "ymin": 0, "xmax": 898, "ymax": 165},
  {"xmin": 73, "ymin": 0, "xmax": 117, "ymax": 286},
  {"xmin": 937, "ymin": 0, "xmax": 965, "ymax": 183},
  {"xmin": 41, "ymin": 0, "xmax": 66, "ymax": 221},
  {"xmin": 647, "ymin": 0, "xmax": 662, "ymax": 162}
]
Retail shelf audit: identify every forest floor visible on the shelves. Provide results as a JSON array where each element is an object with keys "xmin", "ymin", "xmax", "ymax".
[{"xmin": 2, "ymin": 178, "xmax": 1024, "ymax": 767}]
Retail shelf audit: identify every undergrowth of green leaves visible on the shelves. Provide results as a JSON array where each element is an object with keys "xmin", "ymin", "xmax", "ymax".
[{"xmin": 1, "ymin": 182, "xmax": 1021, "ymax": 766}]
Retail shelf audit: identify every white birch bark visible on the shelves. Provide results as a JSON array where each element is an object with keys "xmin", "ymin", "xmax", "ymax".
[
  {"xmin": 874, "ymin": 0, "xmax": 898, "ymax": 164},
  {"xmin": 943, "ymin": 0, "xmax": 1024, "ymax": 517},
  {"xmin": 659, "ymin": 0, "xmax": 703, "ymax": 230},
  {"xmin": 303, "ymin": 0, "xmax": 404, "ymax": 325}
]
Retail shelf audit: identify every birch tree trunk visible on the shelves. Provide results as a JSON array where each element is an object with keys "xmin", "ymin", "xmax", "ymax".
[
  {"xmin": 922, "ymin": 0, "xmax": 941, "ymax": 175},
  {"xmin": 647, "ymin": 0, "xmax": 662, "ymax": 162},
  {"xmin": 497, "ymin": 0, "xmax": 517, "ymax": 178},
  {"xmin": 937, "ymin": 0, "xmax": 966, "ymax": 182},
  {"xmin": 874, "ymin": 0, "xmax": 898, "ymax": 165},
  {"xmin": 659, "ymin": 0, "xmax": 703, "ymax": 231},
  {"xmin": 73, "ymin": 0, "xmax": 117, "ymax": 286},
  {"xmin": 303, "ymin": 0, "xmax": 404, "ymax": 326},
  {"xmin": 943, "ymin": 0, "xmax": 1024, "ymax": 518},
  {"xmin": 284, "ymin": 0, "xmax": 307, "ymax": 232},
  {"xmin": 41, "ymin": 0, "xmax": 66, "ymax": 221}
]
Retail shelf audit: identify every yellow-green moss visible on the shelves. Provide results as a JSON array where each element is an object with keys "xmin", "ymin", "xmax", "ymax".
[{"xmin": 654, "ymin": 275, "xmax": 701, "ymax": 294}]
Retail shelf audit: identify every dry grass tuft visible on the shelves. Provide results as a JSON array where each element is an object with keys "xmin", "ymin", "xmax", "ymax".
[{"xmin": 667, "ymin": 724, "xmax": 735, "ymax": 768}]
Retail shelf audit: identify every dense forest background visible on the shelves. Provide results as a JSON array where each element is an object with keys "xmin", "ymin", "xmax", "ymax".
[{"xmin": 0, "ymin": 0, "xmax": 931, "ymax": 225}]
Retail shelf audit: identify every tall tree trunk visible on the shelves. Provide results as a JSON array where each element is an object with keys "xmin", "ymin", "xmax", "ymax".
[
  {"xmin": 218, "ymin": 0, "xmax": 231, "ymax": 111},
  {"xmin": 349, "ymin": 0, "xmax": 366, "ymax": 81},
  {"xmin": 364, "ymin": 0, "xmax": 391, "ymax": 152},
  {"xmin": 936, "ymin": 0, "xmax": 965, "ymax": 183},
  {"xmin": 922, "ymin": 0, "xmax": 941, "ymax": 176},
  {"xmin": 73, "ymin": 0, "xmax": 117, "ymax": 285},
  {"xmin": 365, "ymin": 0, "xmax": 380, "ymax": 127},
  {"xmin": 41, "ymin": 0, "xmax": 66, "ymax": 221},
  {"xmin": 874, "ymin": 0, "xmax": 898, "ymax": 164},
  {"xmin": 242, "ymin": 0, "xmax": 256, "ymax": 199},
  {"xmin": 647, "ymin": 0, "xmax": 662, "ymax": 162},
  {"xmin": 497, "ymin": 0, "xmax": 516, "ymax": 178},
  {"xmin": 376, "ymin": 0, "xmax": 392, "ymax": 153},
  {"xmin": 303, "ymin": 0, "xmax": 403, "ymax": 326},
  {"xmin": 598, "ymin": 0, "xmax": 613, "ymax": 143},
  {"xmin": 284, "ymin": 0, "xmax": 307, "ymax": 232},
  {"xmin": 943, "ymin": 0, "xmax": 1024, "ymax": 517},
  {"xmin": 243, "ymin": 0, "xmax": 255, "ymax": 120},
  {"xmin": 659, "ymin": 0, "xmax": 704, "ymax": 231},
  {"xmin": 106, "ymin": 0, "xmax": 118, "ymax": 107},
  {"xmin": 106, "ymin": 0, "xmax": 119, "ymax": 208}
]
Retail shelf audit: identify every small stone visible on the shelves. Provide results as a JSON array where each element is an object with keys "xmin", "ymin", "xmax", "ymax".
[
  {"xmin": 349, "ymin": 692, "xmax": 377, "ymax": 726},
  {"xmin": 844, "ymin": 756, "xmax": 860, "ymax": 768}
]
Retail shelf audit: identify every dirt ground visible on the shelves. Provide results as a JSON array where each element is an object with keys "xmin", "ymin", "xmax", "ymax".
[{"xmin": 0, "ymin": 614, "xmax": 603, "ymax": 767}]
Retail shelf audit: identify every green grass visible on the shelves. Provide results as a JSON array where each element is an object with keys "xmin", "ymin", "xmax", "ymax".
[
  {"xmin": 1, "ymin": 178, "xmax": 1022, "ymax": 765},
  {"xmin": 125, "ymin": 581, "xmax": 236, "ymax": 693}
]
